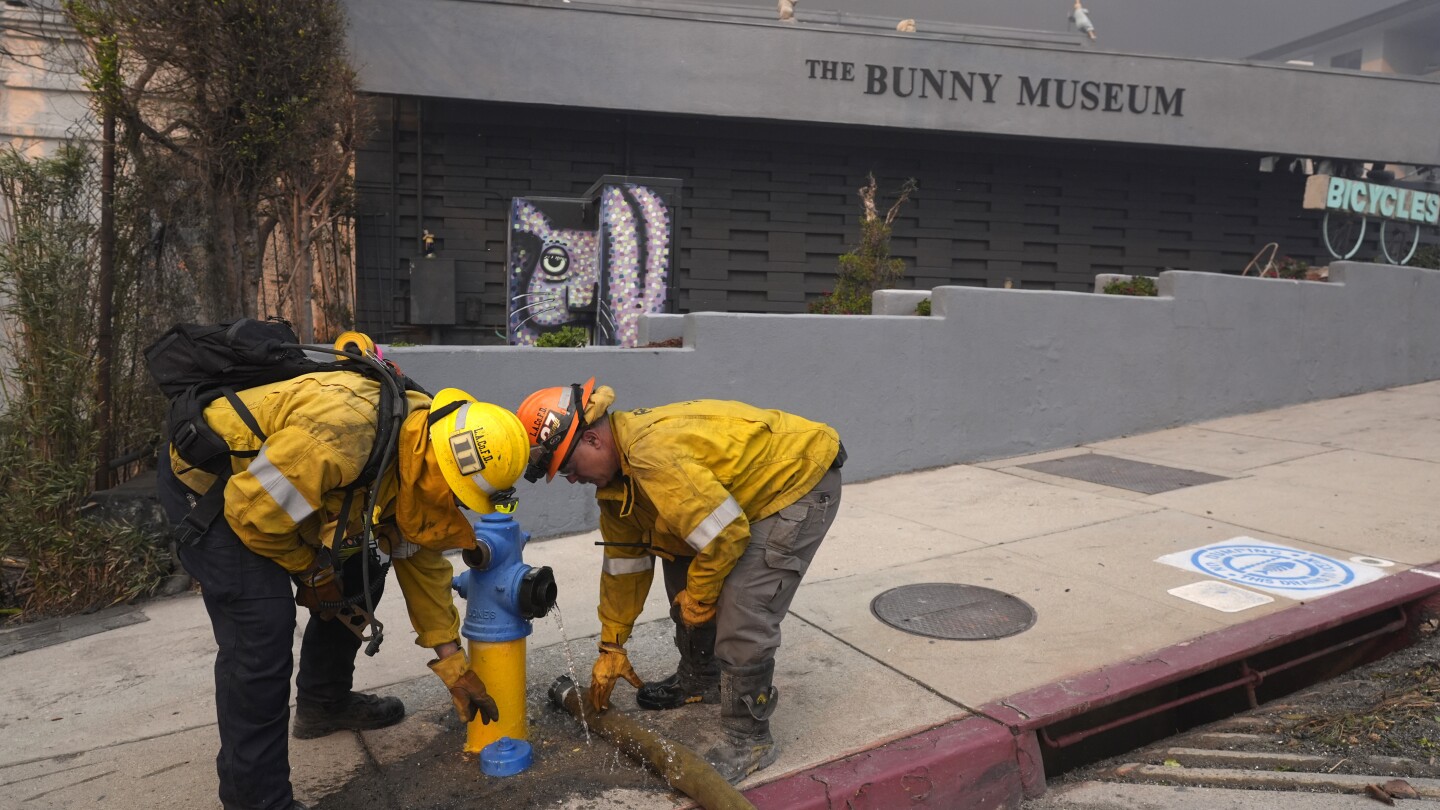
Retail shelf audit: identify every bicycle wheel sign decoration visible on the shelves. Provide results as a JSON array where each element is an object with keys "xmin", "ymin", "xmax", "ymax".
[{"xmin": 1303, "ymin": 174, "xmax": 1439, "ymax": 265}]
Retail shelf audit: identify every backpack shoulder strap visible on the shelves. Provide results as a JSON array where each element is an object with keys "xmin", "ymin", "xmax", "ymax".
[{"xmin": 219, "ymin": 386, "xmax": 267, "ymax": 457}]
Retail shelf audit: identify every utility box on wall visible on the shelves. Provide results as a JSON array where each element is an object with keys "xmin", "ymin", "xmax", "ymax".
[
  {"xmin": 506, "ymin": 175, "xmax": 681, "ymax": 347},
  {"xmin": 409, "ymin": 258, "xmax": 457, "ymax": 325}
]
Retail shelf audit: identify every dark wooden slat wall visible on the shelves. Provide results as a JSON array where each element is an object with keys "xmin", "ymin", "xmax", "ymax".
[{"xmin": 355, "ymin": 96, "xmax": 1325, "ymax": 344}]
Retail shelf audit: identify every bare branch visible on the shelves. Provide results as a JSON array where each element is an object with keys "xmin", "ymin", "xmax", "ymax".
[{"xmin": 883, "ymin": 178, "xmax": 919, "ymax": 227}]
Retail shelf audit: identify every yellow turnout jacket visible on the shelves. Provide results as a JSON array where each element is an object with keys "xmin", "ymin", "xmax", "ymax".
[
  {"xmin": 170, "ymin": 371, "xmax": 464, "ymax": 648},
  {"xmin": 594, "ymin": 400, "xmax": 840, "ymax": 645}
]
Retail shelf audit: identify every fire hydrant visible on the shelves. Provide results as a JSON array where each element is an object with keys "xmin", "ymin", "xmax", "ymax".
[{"xmin": 453, "ymin": 511, "xmax": 558, "ymax": 759}]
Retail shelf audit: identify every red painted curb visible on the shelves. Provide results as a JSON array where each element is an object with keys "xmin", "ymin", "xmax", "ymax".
[
  {"xmin": 979, "ymin": 566, "xmax": 1440, "ymax": 730},
  {"xmin": 743, "ymin": 714, "xmax": 1022, "ymax": 810},
  {"xmin": 742, "ymin": 564, "xmax": 1440, "ymax": 809}
]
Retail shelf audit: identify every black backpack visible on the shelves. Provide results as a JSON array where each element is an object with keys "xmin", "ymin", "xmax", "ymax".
[{"xmin": 145, "ymin": 318, "xmax": 422, "ymax": 543}]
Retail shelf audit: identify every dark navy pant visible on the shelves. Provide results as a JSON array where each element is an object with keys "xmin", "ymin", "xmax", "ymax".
[{"xmin": 158, "ymin": 461, "xmax": 385, "ymax": 810}]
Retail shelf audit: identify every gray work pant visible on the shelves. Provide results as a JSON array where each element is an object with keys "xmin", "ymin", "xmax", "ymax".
[{"xmin": 661, "ymin": 467, "xmax": 842, "ymax": 669}]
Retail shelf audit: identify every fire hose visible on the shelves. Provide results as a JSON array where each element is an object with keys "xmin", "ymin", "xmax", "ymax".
[{"xmin": 548, "ymin": 676, "xmax": 757, "ymax": 810}]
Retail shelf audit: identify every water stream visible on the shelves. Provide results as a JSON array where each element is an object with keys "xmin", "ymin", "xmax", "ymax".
[{"xmin": 549, "ymin": 602, "xmax": 592, "ymax": 745}]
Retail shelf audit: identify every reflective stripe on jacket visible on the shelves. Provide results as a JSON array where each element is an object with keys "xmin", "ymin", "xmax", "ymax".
[
  {"xmin": 593, "ymin": 399, "xmax": 839, "ymax": 645},
  {"xmin": 169, "ymin": 371, "xmax": 461, "ymax": 648}
]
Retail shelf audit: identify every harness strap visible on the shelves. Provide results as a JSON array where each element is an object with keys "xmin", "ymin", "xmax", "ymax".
[
  {"xmin": 329, "ymin": 487, "xmax": 360, "ymax": 583},
  {"xmin": 173, "ymin": 477, "xmax": 228, "ymax": 547}
]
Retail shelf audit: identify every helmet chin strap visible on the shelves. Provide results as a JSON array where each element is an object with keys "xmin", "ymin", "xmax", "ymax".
[{"xmin": 491, "ymin": 487, "xmax": 518, "ymax": 513}]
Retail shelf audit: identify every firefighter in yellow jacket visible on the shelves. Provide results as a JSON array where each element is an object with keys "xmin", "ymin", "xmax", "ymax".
[
  {"xmin": 158, "ymin": 357, "xmax": 529, "ymax": 810},
  {"xmin": 517, "ymin": 379, "xmax": 844, "ymax": 784}
]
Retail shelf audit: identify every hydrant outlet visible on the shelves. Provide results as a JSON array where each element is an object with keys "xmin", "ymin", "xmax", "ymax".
[
  {"xmin": 462, "ymin": 541, "xmax": 492, "ymax": 570},
  {"xmin": 519, "ymin": 566, "xmax": 558, "ymax": 619}
]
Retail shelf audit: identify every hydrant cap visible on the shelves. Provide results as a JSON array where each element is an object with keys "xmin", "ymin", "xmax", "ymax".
[{"xmin": 480, "ymin": 736, "xmax": 534, "ymax": 776}]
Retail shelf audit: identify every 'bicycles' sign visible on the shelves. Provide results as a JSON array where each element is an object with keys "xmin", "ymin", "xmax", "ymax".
[
  {"xmin": 1303, "ymin": 174, "xmax": 1438, "ymax": 264},
  {"xmin": 1303, "ymin": 175, "xmax": 1440, "ymax": 226}
]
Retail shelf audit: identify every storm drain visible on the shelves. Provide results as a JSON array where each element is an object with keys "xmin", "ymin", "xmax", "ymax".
[
  {"xmin": 1020, "ymin": 453, "xmax": 1228, "ymax": 495},
  {"xmin": 870, "ymin": 583, "xmax": 1037, "ymax": 640}
]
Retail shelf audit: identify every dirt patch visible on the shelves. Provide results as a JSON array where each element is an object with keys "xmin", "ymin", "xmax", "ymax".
[
  {"xmin": 1256, "ymin": 618, "xmax": 1440, "ymax": 770},
  {"xmin": 313, "ymin": 699, "xmax": 682, "ymax": 810},
  {"xmin": 314, "ymin": 621, "xmax": 721, "ymax": 810}
]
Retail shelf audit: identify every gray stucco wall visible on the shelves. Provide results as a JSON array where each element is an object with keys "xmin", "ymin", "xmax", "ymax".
[{"xmin": 388, "ymin": 260, "xmax": 1440, "ymax": 538}]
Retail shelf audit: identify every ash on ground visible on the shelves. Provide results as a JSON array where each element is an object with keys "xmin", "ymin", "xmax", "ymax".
[{"xmin": 315, "ymin": 619, "xmax": 723, "ymax": 810}]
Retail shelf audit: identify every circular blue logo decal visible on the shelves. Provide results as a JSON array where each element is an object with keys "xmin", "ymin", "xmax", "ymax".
[{"xmin": 1190, "ymin": 544, "xmax": 1355, "ymax": 591}]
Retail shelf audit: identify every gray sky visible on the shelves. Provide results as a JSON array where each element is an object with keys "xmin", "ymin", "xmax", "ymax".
[{"xmin": 721, "ymin": 0, "xmax": 1405, "ymax": 59}]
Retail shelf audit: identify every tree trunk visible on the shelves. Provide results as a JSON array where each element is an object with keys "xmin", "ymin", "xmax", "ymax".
[
  {"xmin": 292, "ymin": 200, "xmax": 315, "ymax": 341},
  {"xmin": 238, "ymin": 203, "xmax": 261, "ymax": 319},
  {"xmin": 210, "ymin": 195, "xmax": 241, "ymax": 320},
  {"xmin": 95, "ymin": 110, "xmax": 116, "ymax": 491}
]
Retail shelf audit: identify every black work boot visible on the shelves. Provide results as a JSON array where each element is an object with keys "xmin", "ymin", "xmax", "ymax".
[
  {"xmin": 704, "ymin": 660, "xmax": 780, "ymax": 784},
  {"xmin": 293, "ymin": 691, "xmax": 405, "ymax": 739},
  {"xmin": 637, "ymin": 622, "xmax": 720, "ymax": 710}
]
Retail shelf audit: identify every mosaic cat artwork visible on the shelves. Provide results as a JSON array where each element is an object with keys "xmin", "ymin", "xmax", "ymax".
[{"xmin": 507, "ymin": 182, "xmax": 674, "ymax": 347}]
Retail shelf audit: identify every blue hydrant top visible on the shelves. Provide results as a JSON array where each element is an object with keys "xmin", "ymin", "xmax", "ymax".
[{"xmin": 453, "ymin": 512, "xmax": 557, "ymax": 643}]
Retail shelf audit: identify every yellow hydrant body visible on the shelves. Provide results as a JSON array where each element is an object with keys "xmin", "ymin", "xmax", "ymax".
[
  {"xmin": 451, "ymin": 512, "xmax": 557, "ymax": 769},
  {"xmin": 465, "ymin": 638, "xmax": 528, "ymax": 753}
]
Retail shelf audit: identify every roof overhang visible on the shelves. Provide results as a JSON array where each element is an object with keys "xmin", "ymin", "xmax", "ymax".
[
  {"xmin": 344, "ymin": 0, "xmax": 1440, "ymax": 167},
  {"xmin": 1248, "ymin": 0, "xmax": 1440, "ymax": 62}
]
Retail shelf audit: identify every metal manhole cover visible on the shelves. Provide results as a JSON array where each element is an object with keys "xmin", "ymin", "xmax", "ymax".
[
  {"xmin": 870, "ymin": 583, "xmax": 1036, "ymax": 640},
  {"xmin": 1019, "ymin": 453, "xmax": 1228, "ymax": 495}
]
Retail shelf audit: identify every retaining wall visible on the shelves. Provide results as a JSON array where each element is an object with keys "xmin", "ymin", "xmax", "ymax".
[{"xmin": 390, "ymin": 261, "xmax": 1440, "ymax": 538}]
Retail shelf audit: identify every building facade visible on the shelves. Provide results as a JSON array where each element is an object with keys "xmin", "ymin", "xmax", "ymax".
[
  {"xmin": 0, "ymin": 0, "xmax": 92, "ymax": 157},
  {"xmin": 348, "ymin": 0, "xmax": 1440, "ymax": 343}
]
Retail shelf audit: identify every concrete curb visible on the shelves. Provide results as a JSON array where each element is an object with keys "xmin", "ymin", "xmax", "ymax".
[
  {"xmin": 1109, "ymin": 763, "xmax": 1440, "ymax": 797},
  {"xmin": 1153, "ymin": 746, "xmax": 1440, "ymax": 777},
  {"xmin": 742, "ymin": 563, "xmax": 1440, "ymax": 809}
]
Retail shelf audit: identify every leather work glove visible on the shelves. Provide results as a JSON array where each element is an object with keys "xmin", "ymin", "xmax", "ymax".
[
  {"xmin": 675, "ymin": 589, "xmax": 717, "ymax": 627},
  {"xmin": 293, "ymin": 565, "xmax": 344, "ymax": 620},
  {"xmin": 429, "ymin": 650, "xmax": 501, "ymax": 725},
  {"xmin": 590, "ymin": 642, "xmax": 645, "ymax": 712}
]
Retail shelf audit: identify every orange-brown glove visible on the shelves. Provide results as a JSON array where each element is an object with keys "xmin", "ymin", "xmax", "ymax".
[
  {"xmin": 293, "ymin": 565, "xmax": 344, "ymax": 620},
  {"xmin": 589, "ymin": 642, "xmax": 645, "ymax": 712},
  {"xmin": 675, "ymin": 589, "xmax": 717, "ymax": 627},
  {"xmin": 429, "ymin": 650, "xmax": 500, "ymax": 724}
]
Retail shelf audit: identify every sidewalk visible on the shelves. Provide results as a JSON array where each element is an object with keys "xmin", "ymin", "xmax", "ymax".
[{"xmin": 3, "ymin": 381, "xmax": 1438, "ymax": 809}]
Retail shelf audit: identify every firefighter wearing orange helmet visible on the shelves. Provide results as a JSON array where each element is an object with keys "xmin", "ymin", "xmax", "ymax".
[{"xmin": 516, "ymin": 378, "xmax": 845, "ymax": 784}]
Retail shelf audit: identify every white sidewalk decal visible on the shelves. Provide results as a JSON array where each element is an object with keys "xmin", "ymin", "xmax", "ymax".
[
  {"xmin": 1167, "ymin": 581, "xmax": 1275, "ymax": 612},
  {"xmin": 1156, "ymin": 537, "xmax": 1385, "ymax": 599},
  {"xmin": 1350, "ymin": 556, "xmax": 1395, "ymax": 567}
]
